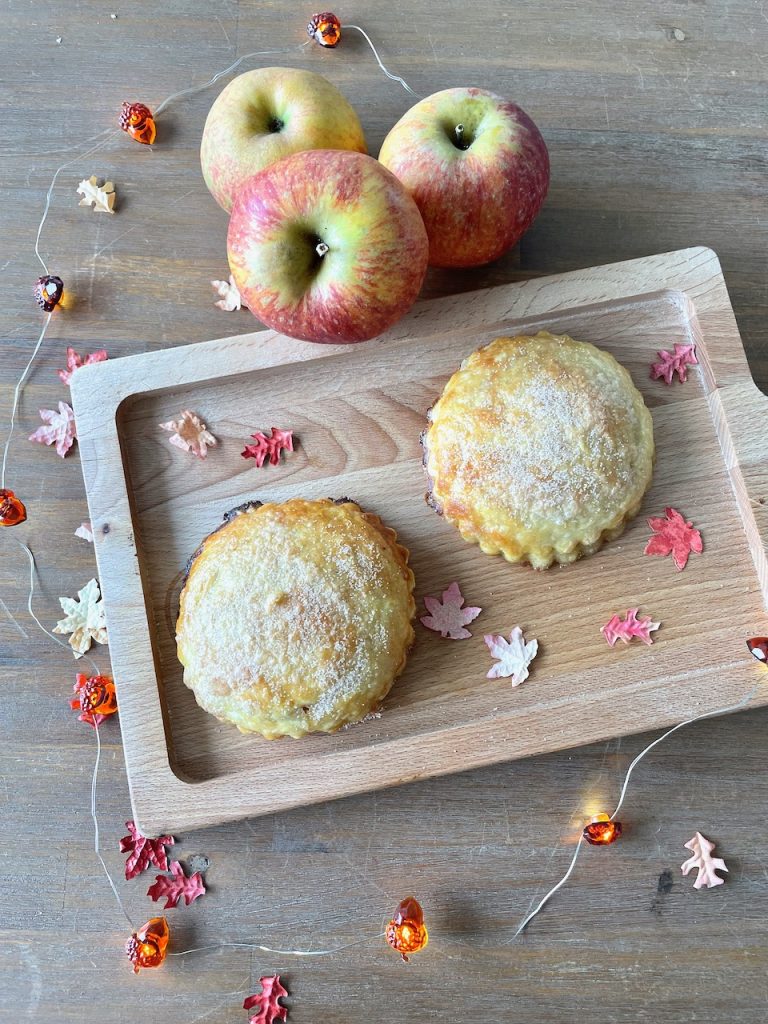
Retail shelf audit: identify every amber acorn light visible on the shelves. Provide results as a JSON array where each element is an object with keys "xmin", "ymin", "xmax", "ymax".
[
  {"xmin": 125, "ymin": 916, "xmax": 170, "ymax": 973},
  {"xmin": 71, "ymin": 673, "xmax": 118, "ymax": 720},
  {"xmin": 747, "ymin": 637, "xmax": 768, "ymax": 664},
  {"xmin": 0, "ymin": 489, "xmax": 27, "ymax": 527},
  {"xmin": 583, "ymin": 812, "xmax": 622, "ymax": 846},
  {"xmin": 307, "ymin": 11, "xmax": 342, "ymax": 47},
  {"xmin": 385, "ymin": 896, "xmax": 428, "ymax": 961},
  {"xmin": 119, "ymin": 101, "xmax": 156, "ymax": 145},
  {"xmin": 34, "ymin": 275, "xmax": 64, "ymax": 312}
]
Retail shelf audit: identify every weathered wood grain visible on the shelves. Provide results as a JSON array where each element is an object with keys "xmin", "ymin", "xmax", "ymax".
[{"xmin": 2, "ymin": 3, "xmax": 768, "ymax": 1022}]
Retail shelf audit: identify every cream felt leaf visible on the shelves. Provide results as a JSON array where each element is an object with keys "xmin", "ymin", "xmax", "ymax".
[
  {"xmin": 602, "ymin": 608, "xmax": 660, "ymax": 647},
  {"xmin": 681, "ymin": 832, "xmax": 728, "ymax": 889},
  {"xmin": 420, "ymin": 581, "xmax": 481, "ymax": 639},
  {"xmin": 75, "ymin": 521, "xmax": 94, "ymax": 543},
  {"xmin": 211, "ymin": 274, "xmax": 243, "ymax": 311},
  {"xmin": 484, "ymin": 627, "xmax": 538, "ymax": 684},
  {"xmin": 29, "ymin": 401, "xmax": 77, "ymax": 458},
  {"xmin": 159, "ymin": 409, "xmax": 217, "ymax": 458},
  {"xmin": 53, "ymin": 577, "xmax": 108, "ymax": 658},
  {"xmin": 76, "ymin": 175, "xmax": 116, "ymax": 213}
]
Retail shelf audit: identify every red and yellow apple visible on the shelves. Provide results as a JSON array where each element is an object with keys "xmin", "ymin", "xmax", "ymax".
[
  {"xmin": 379, "ymin": 87, "xmax": 549, "ymax": 268},
  {"xmin": 227, "ymin": 150, "xmax": 429, "ymax": 344},
  {"xmin": 201, "ymin": 67, "xmax": 367, "ymax": 212}
]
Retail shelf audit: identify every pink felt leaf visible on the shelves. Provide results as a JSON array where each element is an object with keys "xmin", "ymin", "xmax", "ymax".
[
  {"xmin": 650, "ymin": 342, "xmax": 698, "ymax": 385},
  {"xmin": 419, "ymin": 581, "xmax": 481, "ymax": 639},
  {"xmin": 147, "ymin": 859, "xmax": 206, "ymax": 909},
  {"xmin": 601, "ymin": 608, "xmax": 660, "ymax": 647},
  {"xmin": 29, "ymin": 401, "xmax": 76, "ymax": 457},
  {"xmin": 119, "ymin": 820, "xmax": 175, "ymax": 880},
  {"xmin": 241, "ymin": 427, "xmax": 294, "ymax": 467},
  {"xmin": 244, "ymin": 976, "xmax": 289, "ymax": 1024},
  {"xmin": 159, "ymin": 409, "xmax": 216, "ymax": 458},
  {"xmin": 484, "ymin": 626, "xmax": 538, "ymax": 684},
  {"xmin": 57, "ymin": 346, "xmax": 108, "ymax": 385},
  {"xmin": 681, "ymin": 831, "xmax": 728, "ymax": 889},
  {"xmin": 645, "ymin": 507, "xmax": 703, "ymax": 571}
]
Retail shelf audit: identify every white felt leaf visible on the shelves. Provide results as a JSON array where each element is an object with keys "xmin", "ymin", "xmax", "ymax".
[
  {"xmin": 77, "ymin": 175, "xmax": 116, "ymax": 213},
  {"xmin": 484, "ymin": 627, "xmax": 538, "ymax": 685},
  {"xmin": 681, "ymin": 832, "xmax": 728, "ymax": 889},
  {"xmin": 53, "ymin": 578, "xmax": 108, "ymax": 658},
  {"xmin": 211, "ymin": 274, "xmax": 243, "ymax": 311}
]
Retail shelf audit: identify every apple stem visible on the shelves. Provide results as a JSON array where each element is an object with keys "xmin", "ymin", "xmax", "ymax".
[
  {"xmin": 454, "ymin": 123, "xmax": 465, "ymax": 145},
  {"xmin": 315, "ymin": 241, "xmax": 329, "ymax": 258}
]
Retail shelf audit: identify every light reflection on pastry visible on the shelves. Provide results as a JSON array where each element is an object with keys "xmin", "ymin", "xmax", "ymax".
[
  {"xmin": 422, "ymin": 331, "xmax": 654, "ymax": 569},
  {"xmin": 176, "ymin": 498, "xmax": 415, "ymax": 739}
]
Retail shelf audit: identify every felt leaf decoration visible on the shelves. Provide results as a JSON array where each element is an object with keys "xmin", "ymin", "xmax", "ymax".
[
  {"xmin": 681, "ymin": 832, "xmax": 728, "ymax": 889},
  {"xmin": 58, "ymin": 346, "xmax": 108, "ymax": 385},
  {"xmin": 420, "ymin": 581, "xmax": 481, "ymax": 639},
  {"xmin": 244, "ymin": 976, "xmax": 289, "ymax": 1024},
  {"xmin": 650, "ymin": 342, "xmax": 698, "ymax": 385},
  {"xmin": 29, "ymin": 401, "xmax": 77, "ymax": 457},
  {"xmin": 159, "ymin": 409, "xmax": 217, "ymax": 458},
  {"xmin": 147, "ymin": 860, "xmax": 206, "ymax": 909},
  {"xmin": 53, "ymin": 577, "xmax": 108, "ymax": 657},
  {"xmin": 119, "ymin": 819, "xmax": 175, "ymax": 880},
  {"xmin": 211, "ymin": 274, "xmax": 244, "ymax": 311},
  {"xmin": 602, "ymin": 608, "xmax": 660, "ymax": 647},
  {"xmin": 645, "ymin": 507, "xmax": 703, "ymax": 571},
  {"xmin": 76, "ymin": 175, "xmax": 116, "ymax": 213},
  {"xmin": 75, "ymin": 521, "xmax": 94, "ymax": 542},
  {"xmin": 241, "ymin": 427, "xmax": 294, "ymax": 467},
  {"xmin": 484, "ymin": 627, "xmax": 538, "ymax": 684}
]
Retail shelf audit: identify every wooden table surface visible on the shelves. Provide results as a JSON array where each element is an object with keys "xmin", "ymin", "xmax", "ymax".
[{"xmin": 1, "ymin": 3, "xmax": 767, "ymax": 1022}]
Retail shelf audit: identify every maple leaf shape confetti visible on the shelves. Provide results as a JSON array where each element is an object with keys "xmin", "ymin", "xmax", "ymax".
[
  {"xmin": 58, "ymin": 346, "xmax": 108, "ymax": 385},
  {"xmin": 159, "ymin": 409, "xmax": 217, "ymax": 459},
  {"xmin": 650, "ymin": 342, "xmax": 698, "ymax": 385},
  {"xmin": 244, "ymin": 976, "xmax": 289, "ymax": 1024},
  {"xmin": 484, "ymin": 626, "xmax": 539, "ymax": 684},
  {"xmin": 119, "ymin": 820, "xmax": 175, "ymax": 880},
  {"xmin": 645, "ymin": 507, "xmax": 703, "ymax": 571},
  {"xmin": 681, "ymin": 832, "xmax": 728, "ymax": 889},
  {"xmin": 53, "ymin": 578, "xmax": 108, "ymax": 657},
  {"xmin": 420, "ymin": 581, "xmax": 481, "ymax": 639},
  {"xmin": 601, "ymin": 607, "xmax": 660, "ymax": 647},
  {"xmin": 75, "ymin": 521, "xmax": 94, "ymax": 543},
  {"xmin": 241, "ymin": 427, "xmax": 294, "ymax": 467},
  {"xmin": 211, "ymin": 274, "xmax": 244, "ymax": 311},
  {"xmin": 76, "ymin": 175, "xmax": 116, "ymax": 213},
  {"xmin": 147, "ymin": 860, "xmax": 206, "ymax": 909},
  {"xmin": 29, "ymin": 401, "xmax": 77, "ymax": 457}
]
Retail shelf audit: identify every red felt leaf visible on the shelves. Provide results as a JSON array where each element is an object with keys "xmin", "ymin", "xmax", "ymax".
[
  {"xmin": 602, "ymin": 607, "xmax": 660, "ymax": 647},
  {"xmin": 420, "ymin": 581, "xmax": 481, "ymax": 639},
  {"xmin": 147, "ymin": 859, "xmax": 206, "ymax": 909},
  {"xmin": 241, "ymin": 427, "xmax": 294, "ymax": 467},
  {"xmin": 119, "ymin": 820, "xmax": 174, "ymax": 879},
  {"xmin": 244, "ymin": 976, "xmax": 289, "ymax": 1024},
  {"xmin": 645, "ymin": 507, "xmax": 703, "ymax": 571},
  {"xmin": 57, "ymin": 346, "xmax": 108, "ymax": 385},
  {"xmin": 650, "ymin": 342, "xmax": 698, "ymax": 385}
]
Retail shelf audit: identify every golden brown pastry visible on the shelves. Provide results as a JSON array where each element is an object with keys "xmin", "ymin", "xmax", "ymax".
[
  {"xmin": 176, "ymin": 498, "xmax": 415, "ymax": 738},
  {"xmin": 422, "ymin": 331, "xmax": 654, "ymax": 568}
]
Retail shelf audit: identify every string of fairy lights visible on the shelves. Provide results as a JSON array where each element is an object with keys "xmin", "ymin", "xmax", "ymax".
[{"xmin": 1, "ymin": 8, "xmax": 766, "ymax": 1008}]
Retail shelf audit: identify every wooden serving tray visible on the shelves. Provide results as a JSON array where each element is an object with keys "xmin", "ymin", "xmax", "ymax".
[{"xmin": 72, "ymin": 247, "xmax": 768, "ymax": 835}]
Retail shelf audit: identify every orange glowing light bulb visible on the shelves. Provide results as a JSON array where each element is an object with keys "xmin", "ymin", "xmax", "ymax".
[
  {"xmin": 125, "ymin": 917, "xmax": 169, "ymax": 973},
  {"xmin": 583, "ymin": 812, "xmax": 622, "ymax": 846},
  {"xmin": 34, "ymin": 275, "xmax": 64, "ymax": 312},
  {"xmin": 0, "ymin": 489, "xmax": 27, "ymax": 527},
  {"xmin": 385, "ymin": 896, "xmax": 428, "ymax": 961},
  {"xmin": 307, "ymin": 11, "xmax": 341, "ymax": 47},
  {"xmin": 119, "ymin": 102, "xmax": 156, "ymax": 145},
  {"xmin": 747, "ymin": 637, "xmax": 768, "ymax": 664}
]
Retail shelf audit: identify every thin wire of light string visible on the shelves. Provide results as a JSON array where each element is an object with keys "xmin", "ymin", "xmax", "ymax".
[
  {"xmin": 170, "ymin": 933, "xmax": 385, "ymax": 960},
  {"xmin": 342, "ymin": 24, "xmax": 420, "ymax": 97},
  {"xmin": 512, "ymin": 682, "xmax": 761, "ymax": 937},
  {"xmin": 93, "ymin": 722, "xmax": 135, "ymax": 930},
  {"xmin": 15, "ymin": 540, "xmax": 101, "ymax": 675},
  {"xmin": 1, "ymin": 313, "xmax": 52, "ymax": 488}
]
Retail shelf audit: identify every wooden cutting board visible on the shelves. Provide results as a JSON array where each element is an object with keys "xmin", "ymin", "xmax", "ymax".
[{"xmin": 71, "ymin": 247, "xmax": 768, "ymax": 835}]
